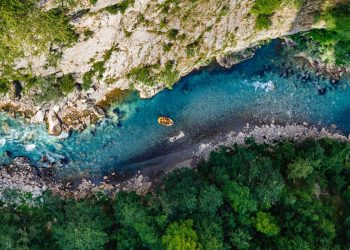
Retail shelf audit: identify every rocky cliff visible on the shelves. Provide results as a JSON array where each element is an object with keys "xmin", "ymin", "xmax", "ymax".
[{"xmin": 0, "ymin": 0, "xmax": 335, "ymax": 135}]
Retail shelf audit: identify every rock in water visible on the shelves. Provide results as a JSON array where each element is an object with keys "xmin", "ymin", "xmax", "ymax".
[
  {"xmin": 47, "ymin": 111, "xmax": 62, "ymax": 136},
  {"xmin": 93, "ymin": 105, "xmax": 105, "ymax": 118}
]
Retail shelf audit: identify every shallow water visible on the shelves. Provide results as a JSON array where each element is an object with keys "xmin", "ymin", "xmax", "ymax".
[{"xmin": 1, "ymin": 40, "xmax": 350, "ymax": 171}]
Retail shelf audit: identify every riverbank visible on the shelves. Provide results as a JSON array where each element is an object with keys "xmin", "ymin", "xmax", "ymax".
[{"xmin": 1, "ymin": 123, "xmax": 348, "ymax": 203}]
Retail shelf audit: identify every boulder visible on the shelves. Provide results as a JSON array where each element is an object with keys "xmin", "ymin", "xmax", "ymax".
[
  {"xmin": 93, "ymin": 105, "xmax": 105, "ymax": 117},
  {"xmin": 47, "ymin": 111, "xmax": 62, "ymax": 136}
]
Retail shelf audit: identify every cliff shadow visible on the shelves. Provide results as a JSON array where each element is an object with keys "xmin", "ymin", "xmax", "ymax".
[{"xmin": 288, "ymin": 0, "xmax": 328, "ymax": 35}]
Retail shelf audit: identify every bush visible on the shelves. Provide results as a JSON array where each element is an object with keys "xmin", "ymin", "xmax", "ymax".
[
  {"xmin": 167, "ymin": 29, "xmax": 179, "ymax": 40},
  {"xmin": 82, "ymin": 61, "xmax": 106, "ymax": 90},
  {"xmin": 128, "ymin": 66, "xmax": 154, "ymax": 86},
  {"xmin": 83, "ymin": 29, "xmax": 94, "ymax": 40},
  {"xmin": 128, "ymin": 62, "xmax": 178, "ymax": 87},
  {"xmin": 250, "ymin": 0, "xmax": 282, "ymax": 30},
  {"xmin": 105, "ymin": 0, "xmax": 135, "ymax": 14},
  {"xmin": 250, "ymin": 0, "xmax": 282, "ymax": 15},
  {"xmin": 255, "ymin": 14, "xmax": 272, "ymax": 30},
  {"xmin": 0, "ymin": 81, "xmax": 9, "ymax": 94},
  {"xmin": 59, "ymin": 74, "xmax": 76, "ymax": 94},
  {"xmin": 89, "ymin": 0, "xmax": 98, "ymax": 5},
  {"xmin": 186, "ymin": 42, "xmax": 199, "ymax": 57}
]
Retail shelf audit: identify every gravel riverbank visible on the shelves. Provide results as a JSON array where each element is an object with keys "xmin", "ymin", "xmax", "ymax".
[{"xmin": 0, "ymin": 123, "xmax": 348, "ymax": 204}]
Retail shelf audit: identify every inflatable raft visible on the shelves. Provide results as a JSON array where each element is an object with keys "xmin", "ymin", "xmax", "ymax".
[{"xmin": 158, "ymin": 116, "xmax": 174, "ymax": 126}]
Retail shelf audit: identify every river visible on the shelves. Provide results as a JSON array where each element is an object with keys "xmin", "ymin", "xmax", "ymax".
[{"xmin": 1, "ymin": 40, "xmax": 350, "ymax": 174}]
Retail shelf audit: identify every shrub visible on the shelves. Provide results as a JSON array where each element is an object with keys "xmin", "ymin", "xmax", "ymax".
[
  {"xmin": 82, "ymin": 61, "xmax": 106, "ymax": 91},
  {"xmin": 250, "ymin": 0, "xmax": 282, "ymax": 30},
  {"xmin": 255, "ymin": 15, "xmax": 272, "ymax": 30},
  {"xmin": 186, "ymin": 42, "xmax": 199, "ymax": 57},
  {"xmin": 0, "ymin": 81, "xmax": 9, "ymax": 94},
  {"xmin": 163, "ymin": 43, "xmax": 173, "ymax": 52},
  {"xmin": 159, "ymin": 61, "xmax": 179, "ymax": 87},
  {"xmin": 59, "ymin": 74, "xmax": 76, "ymax": 94},
  {"xmin": 128, "ymin": 66, "xmax": 154, "ymax": 86},
  {"xmin": 105, "ymin": 0, "xmax": 135, "ymax": 14},
  {"xmin": 83, "ymin": 29, "xmax": 94, "ymax": 40},
  {"xmin": 250, "ymin": 0, "xmax": 282, "ymax": 15},
  {"xmin": 82, "ymin": 71, "xmax": 94, "ymax": 91},
  {"xmin": 167, "ymin": 29, "xmax": 179, "ymax": 40}
]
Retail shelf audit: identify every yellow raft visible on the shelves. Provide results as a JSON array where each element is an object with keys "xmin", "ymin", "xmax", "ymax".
[{"xmin": 158, "ymin": 116, "xmax": 174, "ymax": 126}]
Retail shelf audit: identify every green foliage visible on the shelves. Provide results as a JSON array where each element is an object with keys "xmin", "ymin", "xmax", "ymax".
[
  {"xmin": 114, "ymin": 192, "xmax": 159, "ymax": 248},
  {"xmin": 162, "ymin": 220, "xmax": 201, "ymax": 250},
  {"xmin": 290, "ymin": 2, "xmax": 350, "ymax": 66},
  {"xmin": 0, "ymin": 139, "xmax": 350, "ymax": 249},
  {"xmin": 163, "ymin": 43, "xmax": 173, "ymax": 52},
  {"xmin": 250, "ymin": 0, "xmax": 282, "ymax": 15},
  {"xmin": 105, "ymin": 0, "xmax": 135, "ymax": 14},
  {"xmin": 128, "ymin": 66, "xmax": 155, "ymax": 86},
  {"xmin": 287, "ymin": 158, "xmax": 314, "ymax": 179},
  {"xmin": 167, "ymin": 29, "xmax": 179, "ymax": 40},
  {"xmin": 255, "ymin": 212, "xmax": 280, "ymax": 237},
  {"xmin": 89, "ymin": 0, "xmax": 98, "ymax": 5},
  {"xmin": 224, "ymin": 180, "xmax": 257, "ymax": 216},
  {"xmin": 255, "ymin": 15, "xmax": 272, "ymax": 31},
  {"xmin": 250, "ymin": 0, "xmax": 282, "ymax": 30},
  {"xmin": 24, "ymin": 74, "xmax": 77, "ymax": 103},
  {"xmin": 59, "ymin": 74, "xmax": 76, "ymax": 94},
  {"xmin": 128, "ymin": 62, "xmax": 179, "ymax": 87},
  {"xmin": 0, "ymin": 80, "xmax": 9, "ymax": 94},
  {"xmin": 0, "ymin": 0, "xmax": 77, "ymax": 72},
  {"xmin": 159, "ymin": 62, "xmax": 179, "ymax": 88},
  {"xmin": 186, "ymin": 42, "xmax": 199, "ymax": 57},
  {"xmin": 82, "ymin": 61, "xmax": 106, "ymax": 90},
  {"xmin": 83, "ymin": 29, "xmax": 94, "ymax": 40},
  {"xmin": 53, "ymin": 201, "xmax": 110, "ymax": 250}
]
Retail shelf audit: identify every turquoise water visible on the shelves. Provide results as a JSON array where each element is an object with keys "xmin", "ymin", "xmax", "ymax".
[{"xmin": 1, "ymin": 40, "xmax": 350, "ymax": 171}]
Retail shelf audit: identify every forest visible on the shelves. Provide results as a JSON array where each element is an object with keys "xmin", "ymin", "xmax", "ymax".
[{"xmin": 0, "ymin": 138, "xmax": 349, "ymax": 250}]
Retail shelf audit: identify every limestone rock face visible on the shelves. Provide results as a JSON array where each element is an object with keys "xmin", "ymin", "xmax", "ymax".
[{"xmin": 1, "ymin": 0, "xmax": 338, "ymax": 133}]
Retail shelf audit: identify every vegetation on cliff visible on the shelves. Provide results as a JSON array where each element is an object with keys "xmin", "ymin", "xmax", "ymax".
[
  {"xmin": 0, "ymin": 0, "xmax": 77, "ymax": 98},
  {"xmin": 290, "ymin": 1, "xmax": 350, "ymax": 66},
  {"xmin": 1, "ymin": 138, "xmax": 349, "ymax": 249},
  {"xmin": 0, "ymin": 0, "xmax": 76, "ymax": 72}
]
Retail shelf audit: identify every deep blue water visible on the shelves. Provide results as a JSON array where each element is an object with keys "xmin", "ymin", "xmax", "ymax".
[{"xmin": 1, "ymin": 41, "xmax": 350, "ymax": 172}]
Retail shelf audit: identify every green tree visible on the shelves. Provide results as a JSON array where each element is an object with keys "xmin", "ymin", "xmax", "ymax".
[
  {"xmin": 53, "ymin": 202, "xmax": 110, "ymax": 250},
  {"xmin": 114, "ymin": 192, "xmax": 159, "ymax": 247},
  {"xmin": 229, "ymin": 229, "xmax": 252, "ymax": 250},
  {"xmin": 223, "ymin": 180, "xmax": 257, "ymax": 217},
  {"xmin": 287, "ymin": 158, "xmax": 314, "ymax": 179},
  {"xmin": 162, "ymin": 220, "xmax": 201, "ymax": 250},
  {"xmin": 198, "ymin": 185, "xmax": 223, "ymax": 216},
  {"xmin": 195, "ymin": 218, "xmax": 224, "ymax": 250},
  {"xmin": 255, "ymin": 212, "xmax": 280, "ymax": 237}
]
